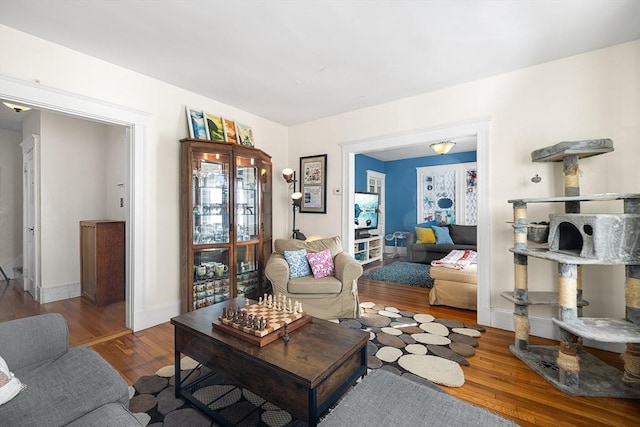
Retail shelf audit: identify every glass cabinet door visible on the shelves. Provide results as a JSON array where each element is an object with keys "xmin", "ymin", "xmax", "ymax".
[
  {"xmin": 236, "ymin": 155, "xmax": 258, "ymax": 242},
  {"xmin": 192, "ymin": 153, "xmax": 230, "ymax": 245},
  {"xmin": 260, "ymin": 158, "xmax": 272, "ymax": 240},
  {"xmin": 236, "ymin": 243, "xmax": 259, "ymax": 300}
]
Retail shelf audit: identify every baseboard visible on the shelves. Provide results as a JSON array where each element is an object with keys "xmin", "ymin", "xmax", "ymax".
[
  {"xmin": 133, "ymin": 299, "xmax": 181, "ymax": 332},
  {"xmin": 491, "ymin": 308, "xmax": 625, "ymax": 353},
  {"xmin": 39, "ymin": 282, "xmax": 81, "ymax": 303}
]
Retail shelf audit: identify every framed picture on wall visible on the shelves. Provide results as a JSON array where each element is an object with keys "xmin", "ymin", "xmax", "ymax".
[{"xmin": 299, "ymin": 154, "xmax": 327, "ymax": 214}]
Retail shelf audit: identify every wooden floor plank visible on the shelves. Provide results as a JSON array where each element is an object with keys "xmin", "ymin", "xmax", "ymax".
[{"xmin": 2, "ymin": 257, "xmax": 639, "ymax": 427}]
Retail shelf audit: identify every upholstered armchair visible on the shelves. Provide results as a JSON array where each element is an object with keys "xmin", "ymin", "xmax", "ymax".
[{"xmin": 265, "ymin": 236, "xmax": 362, "ymax": 319}]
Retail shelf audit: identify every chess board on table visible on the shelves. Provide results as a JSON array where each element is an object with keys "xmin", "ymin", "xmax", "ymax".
[{"xmin": 212, "ymin": 302, "xmax": 312, "ymax": 347}]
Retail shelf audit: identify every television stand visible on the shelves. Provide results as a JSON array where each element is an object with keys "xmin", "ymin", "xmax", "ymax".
[
  {"xmin": 356, "ymin": 231, "xmax": 370, "ymax": 239},
  {"xmin": 354, "ymin": 234, "xmax": 382, "ymax": 265}
]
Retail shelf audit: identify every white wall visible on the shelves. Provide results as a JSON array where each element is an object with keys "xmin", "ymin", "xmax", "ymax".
[
  {"xmin": 0, "ymin": 25, "xmax": 289, "ymax": 325},
  {"xmin": 289, "ymin": 40, "xmax": 640, "ymax": 334},
  {"xmin": 39, "ymin": 111, "xmax": 109, "ymax": 296},
  {"xmin": 0, "ymin": 127, "xmax": 23, "ymax": 278}
]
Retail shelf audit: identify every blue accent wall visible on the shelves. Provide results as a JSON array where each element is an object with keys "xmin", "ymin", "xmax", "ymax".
[
  {"xmin": 354, "ymin": 154, "xmax": 385, "ymax": 191},
  {"xmin": 355, "ymin": 151, "xmax": 477, "ymax": 246}
]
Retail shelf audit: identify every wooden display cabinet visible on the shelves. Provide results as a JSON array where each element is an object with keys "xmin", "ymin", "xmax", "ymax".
[
  {"xmin": 79, "ymin": 220, "xmax": 125, "ymax": 306},
  {"xmin": 180, "ymin": 139, "xmax": 272, "ymax": 313}
]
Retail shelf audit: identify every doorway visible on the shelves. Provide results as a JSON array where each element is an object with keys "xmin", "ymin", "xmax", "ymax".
[
  {"xmin": 341, "ymin": 119, "xmax": 492, "ymax": 326},
  {"xmin": 0, "ymin": 75, "xmax": 147, "ymax": 331}
]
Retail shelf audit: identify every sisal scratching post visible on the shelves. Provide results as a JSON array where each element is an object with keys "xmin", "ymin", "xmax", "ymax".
[
  {"xmin": 622, "ymin": 267, "xmax": 640, "ymax": 385},
  {"xmin": 557, "ymin": 263, "xmax": 580, "ymax": 387},
  {"xmin": 513, "ymin": 254, "xmax": 529, "ymax": 350},
  {"xmin": 563, "ymin": 154, "xmax": 580, "ymax": 213},
  {"xmin": 511, "ymin": 201, "xmax": 530, "ymax": 350}
]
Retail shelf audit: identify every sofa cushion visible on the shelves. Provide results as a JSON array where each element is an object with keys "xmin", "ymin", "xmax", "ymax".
[
  {"xmin": 432, "ymin": 226, "xmax": 454, "ymax": 244},
  {"xmin": 274, "ymin": 236, "xmax": 343, "ymax": 258},
  {"xmin": 430, "ymin": 265, "xmax": 478, "ymax": 284},
  {"xmin": 6, "ymin": 347, "xmax": 129, "ymax": 427},
  {"xmin": 66, "ymin": 402, "xmax": 141, "ymax": 427},
  {"xmin": 284, "ymin": 249, "xmax": 312, "ymax": 279},
  {"xmin": 288, "ymin": 275, "xmax": 342, "ymax": 294},
  {"xmin": 306, "ymin": 249, "xmax": 335, "ymax": 278},
  {"xmin": 449, "ymin": 224, "xmax": 477, "ymax": 245},
  {"xmin": 0, "ymin": 356, "xmax": 25, "ymax": 406},
  {"xmin": 415, "ymin": 227, "xmax": 436, "ymax": 244}
]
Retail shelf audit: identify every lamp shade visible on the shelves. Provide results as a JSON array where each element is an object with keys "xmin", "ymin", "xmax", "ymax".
[
  {"xmin": 291, "ymin": 191, "xmax": 303, "ymax": 206},
  {"xmin": 430, "ymin": 140, "xmax": 456, "ymax": 155},
  {"xmin": 282, "ymin": 168, "xmax": 294, "ymax": 182}
]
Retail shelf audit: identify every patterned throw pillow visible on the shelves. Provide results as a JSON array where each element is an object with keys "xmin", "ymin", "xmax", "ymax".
[
  {"xmin": 0, "ymin": 355, "xmax": 25, "ymax": 405},
  {"xmin": 306, "ymin": 249, "xmax": 335, "ymax": 278},
  {"xmin": 284, "ymin": 249, "xmax": 312, "ymax": 278}
]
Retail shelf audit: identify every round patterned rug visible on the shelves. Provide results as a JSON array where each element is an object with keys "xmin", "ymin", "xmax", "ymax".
[{"xmin": 128, "ymin": 301, "xmax": 484, "ymax": 426}]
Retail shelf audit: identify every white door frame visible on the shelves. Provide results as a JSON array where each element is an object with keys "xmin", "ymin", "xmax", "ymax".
[
  {"xmin": 0, "ymin": 74, "xmax": 148, "ymax": 331},
  {"xmin": 366, "ymin": 170, "xmax": 386, "ymax": 249},
  {"xmin": 341, "ymin": 118, "xmax": 492, "ymax": 326}
]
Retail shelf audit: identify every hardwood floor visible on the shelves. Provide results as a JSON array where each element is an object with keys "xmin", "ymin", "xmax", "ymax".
[{"xmin": 1, "ymin": 260, "xmax": 638, "ymax": 426}]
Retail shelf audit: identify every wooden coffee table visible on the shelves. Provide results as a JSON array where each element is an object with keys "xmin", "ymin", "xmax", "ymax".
[{"xmin": 170, "ymin": 297, "xmax": 369, "ymax": 426}]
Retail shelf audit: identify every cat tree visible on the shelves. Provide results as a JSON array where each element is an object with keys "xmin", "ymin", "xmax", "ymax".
[{"xmin": 503, "ymin": 139, "xmax": 640, "ymax": 397}]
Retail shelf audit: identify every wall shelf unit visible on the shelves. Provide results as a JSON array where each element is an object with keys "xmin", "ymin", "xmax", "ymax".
[{"xmin": 504, "ymin": 138, "xmax": 640, "ymax": 398}]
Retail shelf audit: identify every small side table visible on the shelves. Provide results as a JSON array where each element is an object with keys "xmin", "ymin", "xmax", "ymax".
[{"xmin": 385, "ymin": 231, "xmax": 406, "ymax": 258}]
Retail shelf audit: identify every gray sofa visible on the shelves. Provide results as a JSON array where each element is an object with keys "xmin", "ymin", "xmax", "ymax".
[
  {"xmin": 407, "ymin": 224, "xmax": 477, "ymax": 264},
  {"xmin": 0, "ymin": 313, "xmax": 141, "ymax": 427}
]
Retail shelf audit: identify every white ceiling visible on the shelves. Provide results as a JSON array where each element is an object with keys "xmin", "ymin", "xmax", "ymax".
[{"xmin": 1, "ymin": 1, "xmax": 638, "ymax": 158}]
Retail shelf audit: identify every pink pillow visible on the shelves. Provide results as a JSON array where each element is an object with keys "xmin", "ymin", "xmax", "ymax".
[{"xmin": 306, "ymin": 249, "xmax": 335, "ymax": 278}]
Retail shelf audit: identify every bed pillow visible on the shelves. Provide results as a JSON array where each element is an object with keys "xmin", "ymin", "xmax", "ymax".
[
  {"xmin": 414, "ymin": 227, "xmax": 436, "ymax": 244},
  {"xmin": 306, "ymin": 249, "xmax": 335, "ymax": 278},
  {"xmin": 0, "ymin": 355, "xmax": 25, "ymax": 406},
  {"xmin": 284, "ymin": 249, "xmax": 312, "ymax": 278},
  {"xmin": 432, "ymin": 225, "xmax": 454, "ymax": 245}
]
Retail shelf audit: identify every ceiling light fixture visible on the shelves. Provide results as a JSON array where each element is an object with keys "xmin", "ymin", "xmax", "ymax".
[
  {"xmin": 430, "ymin": 140, "xmax": 456, "ymax": 155},
  {"xmin": 2, "ymin": 102, "xmax": 32, "ymax": 113}
]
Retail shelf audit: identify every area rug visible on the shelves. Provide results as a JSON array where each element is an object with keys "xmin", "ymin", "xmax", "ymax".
[
  {"xmin": 128, "ymin": 301, "xmax": 485, "ymax": 426},
  {"xmin": 363, "ymin": 261, "xmax": 433, "ymax": 288}
]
